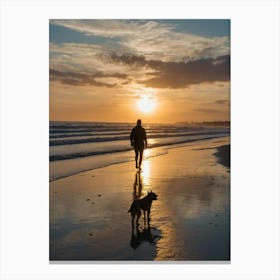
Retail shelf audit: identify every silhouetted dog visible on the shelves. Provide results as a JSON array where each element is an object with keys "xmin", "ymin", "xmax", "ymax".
[{"xmin": 128, "ymin": 191, "xmax": 158, "ymax": 227}]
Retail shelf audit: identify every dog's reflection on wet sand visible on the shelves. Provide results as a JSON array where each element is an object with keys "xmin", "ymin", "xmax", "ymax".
[{"xmin": 130, "ymin": 224, "xmax": 161, "ymax": 249}]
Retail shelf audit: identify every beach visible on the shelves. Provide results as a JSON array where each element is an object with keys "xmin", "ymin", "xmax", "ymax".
[{"xmin": 50, "ymin": 137, "xmax": 230, "ymax": 261}]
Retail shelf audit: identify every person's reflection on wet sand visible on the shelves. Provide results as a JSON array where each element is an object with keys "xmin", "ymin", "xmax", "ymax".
[{"xmin": 133, "ymin": 171, "xmax": 143, "ymax": 200}]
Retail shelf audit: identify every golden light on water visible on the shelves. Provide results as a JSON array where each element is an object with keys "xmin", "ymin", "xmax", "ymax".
[{"xmin": 141, "ymin": 159, "xmax": 151, "ymax": 191}]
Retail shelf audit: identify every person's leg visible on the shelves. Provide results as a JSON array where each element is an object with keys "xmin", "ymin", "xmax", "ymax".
[
  {"xmin": 139, "ymin": 146, "xmax": 144, "ymax": 168},
  {"xmin": 134, "ymin": 146, "xmax": 139, "ymax": 168}
]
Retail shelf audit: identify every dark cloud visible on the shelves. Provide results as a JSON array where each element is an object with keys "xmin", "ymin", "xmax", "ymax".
[
  {"xmin": 109, "ymin": 53, "xmax": 147, "ymax": 67},
  {"xmin": 110, "ymin": 53, "xmax": 230, "ymax": 89},
  {"xmin": 215, "ymin": 99, "xmax": 229, "ymax": 105},
  {"xmin": 50, "ymin": 53, "xmax": 230, "ymax": 89},
  {"xmin": 49, "ymin": 69, "xmax": 128, "ymax": 88},
  {"xmin": 194, "ymin": 108, "xmax": 223, "ymax": 114}
]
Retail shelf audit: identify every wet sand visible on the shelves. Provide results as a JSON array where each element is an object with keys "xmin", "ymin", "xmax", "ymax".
[{"xmin": 50, "ymin": 137, "xmax": 230, "ymax": 261}]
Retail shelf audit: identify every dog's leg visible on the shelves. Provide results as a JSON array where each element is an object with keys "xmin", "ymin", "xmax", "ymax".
[
  {"xmin": 131, "ymin": 212, "xmax": 136, "ymax": 228},
  {"xmin": 147, "ymin": 207, "xmax": 151, "ymax": 228},
  {"xmin": 136, "ymin": 210, "xmax": 141, "ymax": 227},
  {"xmin": 131, "ymin": 213, "xmax": 135, "ymax": 228},
  {"xmin": 143, "ymin": 211, "xmax": 146, "ymax": 228}
]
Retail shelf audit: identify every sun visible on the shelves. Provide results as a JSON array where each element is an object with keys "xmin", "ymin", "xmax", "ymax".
[{"xmin": 137, "ymin": 95, "xmax": 156, "ymax": 114}]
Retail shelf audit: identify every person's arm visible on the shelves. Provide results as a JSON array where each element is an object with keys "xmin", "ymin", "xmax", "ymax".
[
  {"xmin": 130, "ymin": 129, "xmax": 134, "ymax": 146},
  {"xmin": 143, "ymin": 129, "xmax": 147, "ymax": 147}
]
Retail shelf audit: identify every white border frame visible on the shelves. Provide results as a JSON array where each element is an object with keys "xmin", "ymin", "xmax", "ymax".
[{"xmin": 1, "ymin": 0, "xmax": 279, "ymax": 279}]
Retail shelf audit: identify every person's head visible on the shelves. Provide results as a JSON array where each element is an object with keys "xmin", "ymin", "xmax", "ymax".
[{"xmin": 137, "ymin": 119, "xmax": 142, "ymax": 126}]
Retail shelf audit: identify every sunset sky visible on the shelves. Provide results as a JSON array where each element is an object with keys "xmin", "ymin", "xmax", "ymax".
[{"xmin": 49, "ymin": 19, "xmax": 230, "ymax": 123}]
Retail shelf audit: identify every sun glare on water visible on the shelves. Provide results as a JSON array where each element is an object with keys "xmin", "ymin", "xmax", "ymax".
[{"xmin": 137, "ymin": 95, "xmax": 156, "ymax": 114}]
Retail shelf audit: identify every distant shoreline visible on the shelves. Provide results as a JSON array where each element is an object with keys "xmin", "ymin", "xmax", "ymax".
[{"xmin": 50, "ymin": 120, "xmax": 230, "ymax": 126}]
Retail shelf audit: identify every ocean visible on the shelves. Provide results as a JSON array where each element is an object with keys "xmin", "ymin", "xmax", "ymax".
[{"xmin": 49, "ymin": 121, "xmax": 229, "ymax": 181}]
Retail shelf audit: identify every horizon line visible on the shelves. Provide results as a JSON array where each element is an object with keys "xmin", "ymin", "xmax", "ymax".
[{"xmin": 50, "ymin": 120, "xmax": 230, "ymax": 124}]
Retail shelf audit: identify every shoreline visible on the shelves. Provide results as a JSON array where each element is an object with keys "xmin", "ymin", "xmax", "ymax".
[
  {"xmin": 50, "ymin": 136, "xmax": 229, "ymax": 182},
  {"xmin": 50, "ymin": 137, "xmax": 230, "ymax": 261}
]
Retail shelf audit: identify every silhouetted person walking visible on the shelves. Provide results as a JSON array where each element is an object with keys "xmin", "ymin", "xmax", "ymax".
[{"xmin": 130, "ymin": 119, "xmax": 147, "ymax": 169}]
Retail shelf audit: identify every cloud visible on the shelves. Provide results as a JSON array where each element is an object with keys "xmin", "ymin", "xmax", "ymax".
[
  {"xmin": 109, "ymin": 53, "xmax": 230, "ymax": 88},
  {"xmin": 49, "ymin": 68, "xmax": 128, "ymax": 87},
  {"xmin": 50, "ymin": 20, "xmax": 230, "ymax": 62},
  {"xmin": 51, "ymin": 19, "xmax": 145, "ymax": 38},
  {"xmin": 49, "ymin": 42, "xmax": 153, "ymax": 82},
  {"xmin": 215, "ymin": 99, "xmax": 229, "ymax": 105},
  {"xmin": 49, "ymin": 20, "xmax": 230, "ymax": 89},
  {"xmin": 194, "ymin": 108, "xmax": 224, "ymax": 114},
  {"xmin": 50, "ymin": 43, "xmax": 111, "ymax": 73},
  {"xmin": 50, "ymin": 45, "xmax": 230, "ymax": 89},
  {"xmin": 124, "ymin": 31, "xmax": 229, "ymax": 62}
]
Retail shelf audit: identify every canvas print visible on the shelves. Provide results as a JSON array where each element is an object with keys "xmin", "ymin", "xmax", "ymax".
[{"xmin": 49, "ymin": 19, "xmax": 230, "ymax": 261}]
